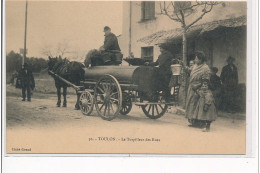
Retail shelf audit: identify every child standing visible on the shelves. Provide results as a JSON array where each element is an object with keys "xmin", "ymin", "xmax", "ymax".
[{"xmin": 194, "ymin": 79, "xmax": 217, "ymax": 132}]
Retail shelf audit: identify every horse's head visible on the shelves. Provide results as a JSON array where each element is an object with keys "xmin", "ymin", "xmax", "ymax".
[
  {"xmin": 48, "ymin": 56, "xmax": 58, "ymax": 71},
  {"xmin": 63, "ymin": 58, "xmax": 70, "ymax": 65}
]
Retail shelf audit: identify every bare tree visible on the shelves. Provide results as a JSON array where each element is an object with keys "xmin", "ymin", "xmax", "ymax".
[
  {"xmin": 40, "ymin": 45, "xmax": 54, "ymax": 58},
  {"xmin": 160, "ymin": 1, "xmax": 220, "ymax": 65},
  {"xmin": 56, "ymin": 42, "xmax": 71, "ymax": 57},
  {"xmin": 41, "ymin": 42, "xmax": 72, "ymax": 58}
]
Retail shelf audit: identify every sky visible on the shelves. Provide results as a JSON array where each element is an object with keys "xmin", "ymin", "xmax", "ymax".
[{"xmin": 5, "ymin": 1, "xmax": 123, "ymax": 60}]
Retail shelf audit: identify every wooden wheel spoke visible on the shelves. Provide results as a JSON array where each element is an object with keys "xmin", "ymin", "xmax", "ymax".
[
  {"xmin": 97, "ymin": 86, "xmax": 105, "ymax": 94},
  {"xmin": 101, "ymin": 83, "xmax": 108, "ymax": 92},
  {"xmin": 104, "ymin": 103, "xmax": 108, "ymax": 117},
  {"xmin": 110, "ymin": 98, "xmax": 119, "ymax": 103},
  {"xmin": 107, "ymin": 80, "xmax": 113, "ymax": 91},
  {"xmin": 107, "ymin": 102, "xmax": 110, "ymax": 117},
  {"xmin": 158, "ymin": 104, "xmax": 164, "ymax": 110},
  {"xmin": 146, "ymin": 105, "xmax": 151, "ymax": 113},
  {"xmin": 155, "ymin": 105, "xmax": 159, "ymax": 115},
  {"xmin": 110, "ymin": 92, "xmax": 118, "ymax": 97},
  {"xmin": 99, "ymin": 102, "xmax": 105, "ymax": 111},
  {"xmin": 109, "ymin": 101, "xmax": 115, "ymax": 113}
]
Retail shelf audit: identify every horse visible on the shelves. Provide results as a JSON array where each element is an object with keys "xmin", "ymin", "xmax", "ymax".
[{"xmin": 48, "ymin": 56, "xmax": 85, "ymax": 109}]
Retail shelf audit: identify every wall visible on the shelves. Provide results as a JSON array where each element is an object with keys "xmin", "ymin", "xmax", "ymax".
[
  {"xmin": 121, "ymin": 1, "xmax": 180, "ymax": 62},
  {"xmin": 120, "ymin": 1, "xmax": 247, "ymax": 64},
  {"xmin": 211, "ymin": 27, "xmax": 247, "ymax": 84},
  {"xmin": 191, "ymin": 26, "xmax": 246, "ymax": 84}
]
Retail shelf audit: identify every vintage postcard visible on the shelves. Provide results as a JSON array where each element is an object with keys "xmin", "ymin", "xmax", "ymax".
[{"xmin": 4, "ymin": 0, "xmax": 249, "ymax": 155}]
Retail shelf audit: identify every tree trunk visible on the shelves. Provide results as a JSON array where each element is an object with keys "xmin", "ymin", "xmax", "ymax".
[
  {"xmin": 179, "ymin": 30, "xmax": 188, "ymax": 109},
  {"xmin": 182, "ymin": 30, "xmax": 187, "ymax": 65}
]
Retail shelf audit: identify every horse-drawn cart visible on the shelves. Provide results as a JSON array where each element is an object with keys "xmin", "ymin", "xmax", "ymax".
[{"xmin": 49, "ymin": 65, "xmax": 172, "ymax": 121}]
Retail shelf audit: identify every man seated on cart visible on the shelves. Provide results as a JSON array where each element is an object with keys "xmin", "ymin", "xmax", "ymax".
[
  {"xmin": 145, "ymin": 46, "xmax": 174, "ymax": 103},
  {"xmin": 99, "ymin": 26, "xmax": 123, "ymax": 65}
]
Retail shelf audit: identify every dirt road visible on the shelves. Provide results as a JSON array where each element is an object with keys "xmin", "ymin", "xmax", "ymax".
[{"xmin": 5, "ymin": 86, "xmax": 246, "ymax": 154}]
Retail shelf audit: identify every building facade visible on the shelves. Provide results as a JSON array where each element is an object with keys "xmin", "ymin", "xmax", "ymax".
[{"xmin": 119, "ymin": 1, "xmax": 247, "ymax": 84}]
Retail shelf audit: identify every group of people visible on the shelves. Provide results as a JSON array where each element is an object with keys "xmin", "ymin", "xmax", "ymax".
[
  {"xmin": 187, "ymin": 56, "xmax": 238, "ymax": 113},
  {"xmin": 145, "ymin": 47, "xmax": 238, "ymax": 132},
  {"xmin": 186, "ymin": 54, "xmax": 239, "ymax": 132},
  {"xmin": 15, "ymin": 26, "xmax": 239, "ymax": 133}
]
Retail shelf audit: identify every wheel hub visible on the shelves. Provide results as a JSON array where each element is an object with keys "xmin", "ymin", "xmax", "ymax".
[
  {"xmin": 81, "ymin": 99, "xmax": 88, "ymax": 107},
  {"xmin": 104, "ymin": 91, "xmax": 111, "ymax": 102}
]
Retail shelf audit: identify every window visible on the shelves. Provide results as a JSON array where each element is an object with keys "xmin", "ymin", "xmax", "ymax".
[
  {"xmin": 141, "ymin": 1, "xmax": 155, "ymax": 21},
  {"xmin": 141, "ymin": 46, "xmax": 154, "ymax": 61}
]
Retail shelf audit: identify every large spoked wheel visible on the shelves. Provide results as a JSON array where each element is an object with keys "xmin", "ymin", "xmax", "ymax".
[
  {"xmin": 79, "ymin": 91, "xmax": 94, "ymax": 116},
  {"xmin": 141, "ymin": 104, "xmax": 168, "ymax": 119},
  {"xmin": 120, "ymin": 92, "xmax": 132, "ymax": 115},
  {"xmin": 94, "ymin": 75, "xmax": 122, "ymax": 121}
]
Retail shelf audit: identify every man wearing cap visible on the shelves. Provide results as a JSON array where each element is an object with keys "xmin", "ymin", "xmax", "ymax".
[
  {"xmin": 220, "ymin": 56, "xmax": 238, "ymax": 112},
  {"xmin": 18, "ymin": 63, "xmax": 35, "ymax": 101},
  {"xmin": 145, "ymin": 46, "xmax": 174, "ymax": 102},
  {"xmin": 99, "ymin": 26, "xmax": 122, "ymax": 65}
]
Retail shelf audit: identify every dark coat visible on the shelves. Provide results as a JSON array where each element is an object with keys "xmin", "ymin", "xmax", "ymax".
[
  {"xmin": 220, "ymin": 64, "xmax": 238, "ymax": 90},
  {"xmin": 104, "ymin": 33, "xmax": 121, "ymax": 51},
  {"xmin": 210, "ymin": 74, "xmax": 222, "ymax": 109},
  {"xmin": 150, "ymin": 50, "xmax": 173, "ymax": 75},
  {"xmin": 18, "ymin": 68, "xmax": 35, "ymax": 89},
  {"xmin": 210, "ymin": 74, "xmax": 222, "ymax": 91}
]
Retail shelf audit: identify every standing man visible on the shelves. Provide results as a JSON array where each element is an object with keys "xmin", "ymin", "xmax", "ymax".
[
  {"xmin": 145, "ymin": 46, "xmax": 174, "ymax": 102},
  {"xmin": 220, "ymin": 56, "xmax": 238, "ymax": 112},
  {"xmin": 18, "ymin": 63, "xmax": 35, "ymax": 101},
  {"xmin": 99, "ymin": 26, "xmax": 122, "ymax": 65}
]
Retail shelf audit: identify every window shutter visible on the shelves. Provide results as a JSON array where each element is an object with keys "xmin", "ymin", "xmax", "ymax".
[
  {"xmin": 141, "ymin": 2, "xmax": 145, "ymax": 20},
  {"xmin": 145, "ymin": 2, "xmax": 155, "ymax": 20},
  {"xmin": 141, "ymin": 1, "xmax": 155, "ymax": 20},
  {"xmin": 149, "ymin": 2, "xmax": 155, "ymax": 19}
]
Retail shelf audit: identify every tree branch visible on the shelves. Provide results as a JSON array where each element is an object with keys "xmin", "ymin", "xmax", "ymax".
[
  {"xmin": 181, "ymin": 1, "xmax": 205, "ymax": 11},
  {"xmin": 186, "ymin": 4, "xmax": 214, "ymax": 29},
  {"xmin": 179, "ymin": 10, "xmax": 186, "ymax": 28},
  {"xmin": 175, "ymin": 10, "xmax": 182, "ymax": 23},
  {"xmin": 160, "ymin": 2, "xmax": 181, "ymax": 22}
]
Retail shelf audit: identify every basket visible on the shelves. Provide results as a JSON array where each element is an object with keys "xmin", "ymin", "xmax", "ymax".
[{"xmin": 171, "ymin": 64, "xmax": 182, "ymax": 76}]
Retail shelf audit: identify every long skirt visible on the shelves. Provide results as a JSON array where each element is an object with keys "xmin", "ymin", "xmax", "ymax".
[
  {"xmin": 185, "ymin": 86, "xmax": 200, "ymax": 119},
  {"xmin": 193, "ymin": 98, "xmax": 217, "ymax": 121}
]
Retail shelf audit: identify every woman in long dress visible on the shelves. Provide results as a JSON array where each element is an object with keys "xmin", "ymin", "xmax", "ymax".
[{"xmin": 184, "ymin": 51, "xmax": 211, "ymax": 127}]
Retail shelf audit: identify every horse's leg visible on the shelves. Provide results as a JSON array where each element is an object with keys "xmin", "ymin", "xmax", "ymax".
[
  {"xmin": 63, "ymin": 86, "xmax": 67, "ymax": 107},
  {"xmin": 74, "ymin": 91, "xmax": 80, "ymax": 110},
  {"xmin": 56, "ymin": 85, "xmax": 61, "ymax": 107}
]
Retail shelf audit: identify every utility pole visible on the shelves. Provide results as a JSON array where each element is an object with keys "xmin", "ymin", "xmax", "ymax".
[
  {"xmin": 128, "ymin": 1, "xmax": 132, "ymax": 56},
  {"xmin": 23, "ymin": 0, "xmax": 28, "ymax": 66}
]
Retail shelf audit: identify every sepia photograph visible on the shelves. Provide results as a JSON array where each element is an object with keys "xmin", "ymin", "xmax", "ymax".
[{"xmin": 4, "ymin": 0, "xmax": 248, "ymax": 155}]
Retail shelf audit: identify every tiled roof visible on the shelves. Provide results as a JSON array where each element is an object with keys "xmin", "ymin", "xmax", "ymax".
[{"xmin": 138, "ymin": 15, "xmax": 246, "ymax": 45}]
